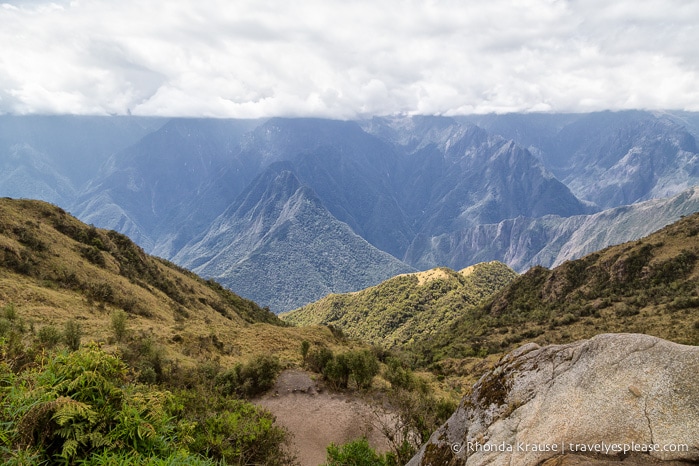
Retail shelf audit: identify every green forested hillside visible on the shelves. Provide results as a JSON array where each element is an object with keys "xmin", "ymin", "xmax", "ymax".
[
  {"xmin": 415, "ymin": 212, "xmax": 699, "ymax": 369},
  {"xmin": 282, "ymin": 262, "xmax": 518, "ymax": 347}
]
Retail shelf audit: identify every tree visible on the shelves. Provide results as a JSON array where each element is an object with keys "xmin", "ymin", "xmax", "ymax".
[
  {"xmin": 323, "ymin": 353, "xmax": 351, "ymax": 389},
  {"xmin": 348, "ymin": 350, "xmax": 379, "ymax": 390}
]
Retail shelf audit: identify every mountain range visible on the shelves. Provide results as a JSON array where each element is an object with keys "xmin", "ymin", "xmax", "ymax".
[{"xmin": 2, "ymin": 111, "xmax": 699, "ymax": 311}]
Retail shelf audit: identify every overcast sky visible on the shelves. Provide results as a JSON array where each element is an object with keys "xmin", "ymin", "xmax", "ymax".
[{"xmin": 1, "ymin": 0, "xmax": 698, "ymax": 118}]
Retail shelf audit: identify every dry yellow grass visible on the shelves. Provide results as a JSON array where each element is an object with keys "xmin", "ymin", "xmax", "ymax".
[{"xmin": 0, "ymin": 198, "xmax": 347, "ymax": 370}]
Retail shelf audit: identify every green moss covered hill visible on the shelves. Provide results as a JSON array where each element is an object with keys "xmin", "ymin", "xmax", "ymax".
[
  {"xmin": 282, "ymin": 261, "xmax": 518, "ymax": 347},
  {"xmin": 416, "ymin": 212, "xmax": 699, "ymax": 371},
  {"xmin": 0, "ymin": 198, "xmax": 345, "ymax": 367}
]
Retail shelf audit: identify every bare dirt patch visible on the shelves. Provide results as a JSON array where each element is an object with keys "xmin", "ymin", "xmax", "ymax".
[{"xmin": 255, "ymin": 369, "xmax": 391, "ymax": 466}]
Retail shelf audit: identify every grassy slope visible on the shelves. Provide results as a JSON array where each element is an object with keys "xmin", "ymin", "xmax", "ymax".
[
  {"xmin": 416, "ymin": 212, "xmax": 699, "ymax": 380},
  {"xmin": 282, "ymin": 261, "xmax": 518, "ymax": 348},
  {"xmin": 0, "ymin": 198, "xmax": 348, "ymax": 367}
]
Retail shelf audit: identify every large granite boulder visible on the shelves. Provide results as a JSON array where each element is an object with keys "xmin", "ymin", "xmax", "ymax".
[{"xmin": 408, "ymin": 334, "xmax": 699, "ymax": 466}]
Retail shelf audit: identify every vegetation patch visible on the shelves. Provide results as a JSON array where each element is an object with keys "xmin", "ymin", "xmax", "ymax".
[{"xmin": 283, "ymin": 261, "xmax": 518, "ymax": 348}]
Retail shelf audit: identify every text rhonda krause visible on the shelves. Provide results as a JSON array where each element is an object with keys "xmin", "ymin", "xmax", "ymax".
[{"xmin": 456, "ymin": 441, "xmax": 690, "ymax": 455}]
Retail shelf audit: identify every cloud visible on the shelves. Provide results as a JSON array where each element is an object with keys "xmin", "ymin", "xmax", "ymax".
[{"xmin": 1, "ymin": 0, "xmax": 698, "ymax": 117}]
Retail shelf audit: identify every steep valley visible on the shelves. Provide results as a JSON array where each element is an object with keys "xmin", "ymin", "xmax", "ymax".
[{"xmin": 3, "ymin": 112, "xmax": 699, "ymax": 312}]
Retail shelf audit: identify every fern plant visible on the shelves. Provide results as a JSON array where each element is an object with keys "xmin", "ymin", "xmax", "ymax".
[{"xmin": 1, "ymin": 343, "xmax": 192, "ymax": 464}]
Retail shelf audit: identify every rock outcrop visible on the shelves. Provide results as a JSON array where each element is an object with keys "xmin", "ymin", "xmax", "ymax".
[{"xmin": 408, "ymin": 334, "xmax": 699, "ymax": 466}]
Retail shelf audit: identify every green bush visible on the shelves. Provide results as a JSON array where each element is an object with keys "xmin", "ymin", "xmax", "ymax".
[
  {"xmin": 3, "ymin": 303, "xmax": 17, "ymax": 321},
  {"xmin": 121, "ymin": 336, "xmax": 167, "ymax": 384},
  {"xmin": 383, "ymin": 358, "xmax": 415, "ymax": 390},
  {"xmin": 79, "ymin": 245, "xmax": 105, "ymax": 267},
  {"xmin": 300, "ymin": 340, "xmax": 310, "ymax": 362},
  {"xmin": 73, "ymin": 450, "xmax": 216, "ymax": 466},
  {"xmin": 0, "ymin": 339, "xmax": 296, "ymax": 465},
  {"xmin": 216, "ymin": 354, "xmax": 281, "ymax": 398},
  {"xmin": 306, "ymin": 346, "xmax": 334, "ymax": 373},
  {"xmin": 323, "ymin": 437, "xmax": 388, "ymax": 466},
  {"xmin": 36, "ymin": 325, "xmax": 62, "ymax": 349},
  {"xmin": 313, "ymin": 349, "xmax": 380, "ymax": 390},
  {"xmin": 559, "ymin": 313, "xmax": 578, "ymax": 325},
  {"xmin": 0, "ymin": 344, "xmax": 193, "ymax": 464},
  {"xmin": 85, "ymin": 282, "xmax": 115, "ymax": 305},
  {"xmin": 62, "ymin": 319, "xmax": 82, "ymax": 351},
  {"xmin": 111, "ymin": 309, "xmax": 128, "ymax": 343},
  {"xmin": 0, "ymin": 318, "xmax": 11, "ymax": 338},
  {"xmin": 323, "ymin": 353, "xmax": 351, "ymax": 389},
  {"xmin": 347, "ymin": 350, "xmax": 379, "ymax": 390},
  {"xmin": 179, "ymin": 392, "xmax": 297, "ymax": 466}
]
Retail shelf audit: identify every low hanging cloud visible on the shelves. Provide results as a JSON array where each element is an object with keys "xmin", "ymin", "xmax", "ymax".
[{"xmin": 1, "ymin": 0, "xmax": 698, "ymax": 118}]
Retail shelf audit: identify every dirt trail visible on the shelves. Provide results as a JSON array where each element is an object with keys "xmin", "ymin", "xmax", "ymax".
[{"xmin": 255, "ymin": 369, "xmax": 391, "ymax": 466}]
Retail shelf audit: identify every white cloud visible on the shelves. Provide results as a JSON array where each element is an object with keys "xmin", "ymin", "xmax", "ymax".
[{"xmin": 1, "ymin": 0, "xmax": 698, "ymax": 117}]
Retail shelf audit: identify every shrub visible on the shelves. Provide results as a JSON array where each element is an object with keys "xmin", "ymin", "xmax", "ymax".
[
  {"xmin": 1, "ymin": 344, "xmax": 191, "ymax": 464},
  {"xmin": 3, "ymin": 303, "xmax": 17, "ymax": 321},
  {"xmin": 236, "ymin": 354, "xmax": 281, "ymax": 397},
  {"xmin": 306, "ymin": 346, "xmax": 334, "ymax": 373},
  {"xmin": 300, "ymin": 340, "xmax": 310, "ymax": 362},
  {"xmin": 347, "ymin": 350, "xmax": 379, "ymax": 390},
  {"xmin": 121, "ymin": 336, "xmax": 167, "ymax": 384},
  {"xmin": 0, "ymin": 318, "xmax": 11, "ymax": 338},
  {"xmin": 13, "ymin": 226, "xmax": 46, "ymax": 252},
  {"xmin": 559, "ymin": 313, "xmax": 578, "ymax": 325},
  {"xmin": 384, "ymin": 357, "xmax": 415, "ymax": 390},
  {"xmin": 85, "ymin": 282, "xmax": 115, "ymax": 305},
  {"xmin": 79, "ymin": 245, "xmax": 105, "ymax": 267},
  {"xmin": 648, "ymin": 250, "xmax": 697, "ymax": 284},
  {"xmin": 180, "ymin": 393, "xmax": 297, "ymax": 466},
  {"xmin": 74, "ymin": 450, "xmax": 216, "ymax": 466},
  {"xmin": 63, "ymin": 319, "xmax": 82, "ymax": 351},
  {"xmin": 0, "ymin": 340, "xmax": 295, "ymax": 466},
  {"xmin": 614, "ymin": 303, "xmax": 640, "ymax": 317},
  {"xmin": 36, "ymin": 325, "xmax": 62, "ymax": 349},
  {"xmin": 326, "ymin": 324, "xmax": 345, "ymax": 340},
  {"xmin": 216, "ymin": 354, "xmax": 281, "ymax": 398},
  {"xmin": 201, "ymin": 402, "xmax": 294, "ymax": 465},
  {"xmin": 373, "ymin": 388, "xmax": 456, "ymax": 465},
  {"xmin": 323, "ymin": 353, "xmax": 351, "ymax": 390},
  {"xmin": 323, "ymin": 437, "xmax": 388, "ymax": 466},
  {"xmin": 111, "ymin": 309, "xmax": 128, "ymax": 343}
]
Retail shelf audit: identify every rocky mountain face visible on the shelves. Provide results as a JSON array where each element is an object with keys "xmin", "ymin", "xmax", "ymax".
[
  {"xmin": 406, "ymin": 186, "xmax": 699, "ymax": 272},
  {"xmin": 364, "ymin": 116, "xmax": 591, "ymax": 236},
  {"xmin": 0, "ymin": 115, "xmax": 164, "ymax": 205},
  {"xmin": 72, "ymin": 118, "xmax": 262, "ymax": 255},
  {"xmin": 173, "ymin": 164, "xmax": 415, "ymax": 311},
  {"xmin": 465, "ymin": 110, "xmax": 699, "ymax": 209},
  {"xmin": 2, "ymin": 112, "xmax": 699, "ymax": 311},
  {"xmin": 72, "ymin": 115, "xmax": 592, "ymax": 310},
  {"xmin": 408, "ymin": 334, "xmax": 699, "ymax": 466}
]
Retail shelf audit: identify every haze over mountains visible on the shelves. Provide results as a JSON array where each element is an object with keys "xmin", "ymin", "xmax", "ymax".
[{"xmin": 2, "ymin": 110, "xmax": 699, "ymax": 311}]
